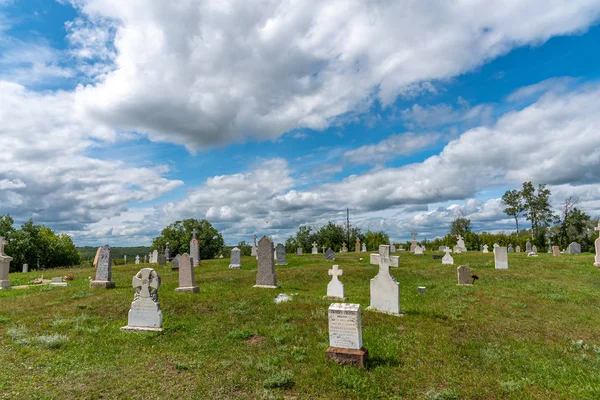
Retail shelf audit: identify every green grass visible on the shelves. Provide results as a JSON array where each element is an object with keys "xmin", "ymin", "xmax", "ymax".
[{"xmin": 1, "ymin": 251, "xmax": 600, "ymax": 399}]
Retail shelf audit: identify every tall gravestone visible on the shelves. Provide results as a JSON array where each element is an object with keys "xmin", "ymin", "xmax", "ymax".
[
  {"xmin": 135, "ymin": 255, "xmax": 140, "ymax": 265},
  {"xmin": 143, "ymin": 255, "xmax": 147, "ymax": 263},
  {"xmin": 494, "ymin": 246, "xmax": 508, "ymax": 269},
  {"xmin": 151, "ymin": 250, "xmax": 159, "ymax": 264},
  {"xmin": 157, "ymin": 255, "xmax": 166, "ymax": 265},
  {"xmin": 410, "ymin": 231, "xmax": 418, "ymax": 252},
  {"xmin": 90, "ymin": 245, "xmax": 115, "ymax": 288},
  {"xmin": 121, "ymin": 268, "xmax": 163, "ymax": 332},
  {"xmin": 0, "ymin": 237, "xmax": 12, "ymax": 290},
  {"xmin": 361, "ymin": 243, "xmax": 367, "ymax": 252},
  {"xmin": 368, "ymin": 245, "xmax": 402, "ymax": 316},
  {"xmin": 552, "ymin": 245, "xmax": 560, "ymax": 256},
  {"xmin": 124, "ymin": 255, "xmax": 127, "ymax": 264},
  {"xmin": 355, "ymin": 238, "xmax": 361, "ymax": 253},
  {"xmin": 325, "ymin": 265, "xmax": 346, "ymax": 300},
  {"xmin": 326, "ymin": 303, "xmax": 367, "ymax": 367},
  {"xmin": 229, "ymin": 247, "xmax": 241, "ymax": 269},
  {"xmin": 594, "ymin": 222, "xmax": 600, "ymax": 267},
  {"xmin": 493, "ymin": 243, "xmax": 499, "ymax": 253},
  {"xmin": 190, "ymin": 230, "xmax": 201, "ymax": 266},
  {"xmin": 254, "ymin": 236, "xmax": 279, "ymax": 288},
  {"xmin": 526, "ymin": 240, "xmax": 532, "ymax": 253},
  {"xmin": 251, "ymin": 235, "xmax": 257, "ymax": 258},
  {"xmin": 165, "ymin": 243, "xmax": 171, "ymax": 261},
  {"xmin": 275, "ymin": 243, "xmax": 287, "ymax": 265},
  {"xmin": 175, "ymin": 254, "xmax": 199, "ymax": 293},
  {"xmin": 457, "ymin": 265, "xmax": 471, "ymax": 285},
  {"xmin": 442, "ymin": 248, "xmax": 454, "ymax": 265},
  {"xmin": 312, "ymin": 242, "xmax": 318, "ymax": 254}
]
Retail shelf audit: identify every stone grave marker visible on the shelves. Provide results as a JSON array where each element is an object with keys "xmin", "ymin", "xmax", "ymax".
[
  {"xmin": 124, "ymin": 255, "xmax": 127, "ymax": 265},
  {"xmin": 494, "ymin": 246, "xmax": 508, "ymax": 269},
  {"xmin": 90, "ymin": 245, "xmax": 115, "ymax": 288},
  {"xmin": 275, "ymin": 243, "xmax": 288, "ymax": 265},
  {"xmin": 254, "ymin": 236, "xmax": 279, "ymax": 288},
  {"xmin": 143, "ymin": 255, "xmax": 147, "ymax": 263},
  {"xmin": 508, "ymin": 244, "xmax": 514, "ymax": 253},
  {"xmin": 325, "ymin": 265, "xmax": 346, "ymax": 300},
  {"xmin": 251, "ymin": 235, "xmax": 257, "ymax": 258},
  {"xmin": 190, "ymin": 231, "xmax": 201, "ymax": 266},
  {"xmin": 229, "ymin": 247, "xmax": 241, "ymax": 269},
  {"xmin": 172, "ymin": 254, "xmax": 181, "ymax": 267},
  {"xmin": 355, "ymin": 238, "xmax": 361, "ymax": 253},
  {"xmin": 568, "ymin": 242, "xmax": 581, "ymax": 254},
  {"xmin": 50, "ymin": 277, "xmax": 68, "ymax": 287},
  {"xmin": 439, "ymin": 246, "xmax": 446, "ymax": 252},
  {"xmin": 414, "ymin": 245, "xmax": 424, "ymax": 255},
  {"xmin": 312, "ymin": 242, "xmax": 318, "ymax": 254},
  {"xmin": 361, "ymin": 243, "xmax": 366, "ymax": 252},
  {"xmin": 594, "ymin": 222, "xmax": 600, "ymax": 267},
  {"xmin": 93, "ymin": 247, "xmax": 101, "ymax": 268},
  {"xmin": 175, "ymin": 253, "xmax": 199, "ymax": 293},
  {"xmin": 457, "ymin": 265, "xmax": 471, "ymax": 285},
  {"xmin": 526, "ymin": 240, "xmax": 532, "ymax": 253},
  {"xmin": 390, "ymin": 244, "xmax": 396, "ymax": 253},
  {"xmin": 410, "ymin": 230, "xmax": 418, "ymax": 252},
  {"xmin": 326, "ymin": 303, "xmax": 367, "ymax": 367},
  {"xmin": 341, "ymin": 242, "xmax": 348, "ymax": 253},
  {"xmin": 0, "ymin": 237, "xmax": 12, "ymax": 290},
  {"xmin": 482, "ymin": 244, "xmax": 489, "ymax": 253},
  {"xmin": 297, "ymin": 247, "xmax": 303, "ymax": 256},
  {"xmin": 552, "ymin": 245, "xmax": 560, "ymax": 256},
  {"xmin": 158, "ymin": 255, "xmax": 166, "ymax": 265},
  {"xmin": 532, "ymin": 245, "xmax": 538, "ymax": 254},
  {"xmin": 368, "ymin": 245, "xmax": 402, "ymax": 316},
  {"xmin": 165, "ymin": 243, "xmax": 171, "ymax": 261},
  {"xmin": 135, "ymin": 255, "xmax": 140, "ymax": 265},
  {"xmin": 325, "ymin": 248, "xmax": 335, "ymax": 261},
  {"xmin": 121, "ymin": 268, "xmax": 163, "ymax": 332},
  {"xmin": 151, "ymin": 250, "xmax": 159, "ymax": 264},
  {"xmin": 442, "ymin": 248, "xmax": 454, "ymax": 265},
  {"xmin": 493, "ymin": 243, "xmax": 499, "ymax": 253},
  {"xmin": 515, "ymin": 245, "xmax": 521, "ymax": 253},
  {"xmin": 22, "ymin": 264, "xmax": 28, "ymax": 273},
  {"xmin": 455, "ymin": 235, "xmax": 467, "ymax": 252}
]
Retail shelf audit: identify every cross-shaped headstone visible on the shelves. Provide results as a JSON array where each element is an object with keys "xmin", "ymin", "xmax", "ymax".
[
  {"xmin": 192, "ymin": 229, "xmax": 198, "ymax": 239},
  {"xmin": 370, "ymin": 246, "xmax": 399, "ymax": 271},
  {"xmin": 0, "ymin": 237, "xmax": 6, "ymax": 255},
  {"xmin": 456, "ymin": 235, "xmax": 463, "ymax": 241},
  {"xmin": 411, "ymin": 230, "xmax": 417, "ymax": 240},
  {"xmin": 595, "ymin": 221, "xmax": 600, "ymax": 234},
  {"xmin": 312, "ymin": 242, "xmax": 317, "ymax": 247},
  {"xmin": 322, "ymin": 246, "xmax": 326, "ymax": 253},
  {"xmin": 132, "ymin": 268, "xmax": 160, "ymax": 298},
  {"xmin": 328, "ymin": 264, "xmax": 343, "ymax": 279},
  {"xmin": 445, "ymin": 247, "xmax": 452, "ymax": 256}
]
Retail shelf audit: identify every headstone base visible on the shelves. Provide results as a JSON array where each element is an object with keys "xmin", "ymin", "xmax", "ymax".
[
  {"xmin": 0, "ymin": 280, "xmax": 11, "ymax": 290},
  {"xmin": 90, "ymin": 280, "xmax": 116, "ymax": 289},
  {"xmin": 457, "ymin": 283, "xmax": 473, "ymax": 286},
  {"xmin": 323, "ymin": 295, "xmax": 348, "ymax": 301},
  {"xmin": 326, "ymin": 347, "xmax": 368, "ymax": 368},
  {"xmin": 229, "ymin": 264, "xmax": 241, "ymax": 269},
  {"xmin": 366, "ymin": 306, "xmax": 405, "ymax": 317},
  {"xmin": 253, "ymin": 284, "xmax": 280, "ymax": 289},
  {"xmin": 175, "ymin": 286, "xmax": 199, "ymax": 293},
  {"xmin": 275, "ymin": 262, "xmax": 288, "ymax": 266},
  {"xmin": 594, "ymin": 262, "xmax": 600, "ymax": 267},
  {"xmin": 120, "ymin": 326, "xmax": 163, "ymax": 333},
  {"xmin": 50, "ymin": 282, "xmax": 68, "ymax": 287}
]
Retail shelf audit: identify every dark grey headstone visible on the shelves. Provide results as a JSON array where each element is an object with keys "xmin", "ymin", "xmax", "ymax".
[
  {"xmin": 173, "ymin": 254, "xmax": 181, "ymax": 267},
  {"xmin": 158, "ymin": 255, "xmax": 166, "ymax": 265},
  {"xmin": 255, "ymin": 236, "xmax": 278, "ymax": 287},
  {"xmin": 96, "ymin": 245, "xmax": 112, "ymax": 281},
  {"xmin": 275, "ymin": 243, "xmax": 287, "ymax": 265},
  {"xmin": 325, "ymin": 248, "xmax": 335, "ymax": 261},
  {"xmin": 525, "ymin": 240, "xmax": 532, "ymax": 253}
]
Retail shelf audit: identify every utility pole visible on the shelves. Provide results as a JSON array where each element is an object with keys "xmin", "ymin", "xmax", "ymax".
[{"xmin": 346, "ymin": 208, "xmax": 350, "ymax": 246}]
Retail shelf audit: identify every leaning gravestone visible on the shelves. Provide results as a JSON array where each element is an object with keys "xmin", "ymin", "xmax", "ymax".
[
  {"xmin": 494, "ymin": 246, "xmax": 508, "ymax": 269},
  {"xmin": 90, "ymin": 245, "xmax": 115, "ymax": 288},
  {"xmin": 326, "ymin": 303, "xmax": 367, "ymax": 368},
  {"xmin": 457, "ymin": 265, "xmax": 471, "ymax": 285},
  {"xmin": 229, "ymin": 247, "xmax": 241, "ymax": 269},
  {"xmin": 254, "ymin": 236, "xmax": 279, "ymax": 288},
  {"xmin": 442, "ymin": 248, "xmax": 454, "ymax": 265},
  {"xmin": 552, "ymin": 246, "xmax": 561, "ymax": 256},
  {"xmin": 568, "ymin": 242, "xmax": 581, "ymax": 254},
  {"xmin": 297, "ymin": 247, "xmax": 303, "ymax": 256},
  {"xmin": 325, "ymin": 265, "xmax": 346, "ymax": 300},
  {"xmin": 312, "ymin": 242, "xmax": 318, "ymax": 254},
  {"xmin": 368, "ymin": 245, "xmax": 402, "ymax": 316},
  {"xmin": 121, "ymin": 268, "xmax": 163, "ymax": 332},
  {"xmin": 190, "ymin": 230, "xmax": 201, "ymax": 266},
  {"xmin": 526, "ymin": 240, "xmax": 532, "ymax": 253},
  {"xmin": 594, "ymin": 222, "xmax": 600, "ymax": 267},
  {"xmin": 325, "ymin": 248, "xmax": 335, "ymax": 261},
  {"xmin": 0, "ymin": 237, "xmax": 12, "ymax": 290},
  {"xmin": 175, "ymin": 253, "xmax": 199, "ymax": 293},
  {"xmin": 275, "ymin": 243, "xmax": 288, "ymax": 265}
]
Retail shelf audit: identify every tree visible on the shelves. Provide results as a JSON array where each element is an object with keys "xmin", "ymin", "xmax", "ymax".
[
  {"xmin": 501, "ymin": 189, "xmax": 525, "ymax": 234},
  {"xmin": 521, "ymin": 182, "xmax": 555, "ymax": 241},
  {"xmin": 451, "ymin": 217, "xmax": 471, "ymax": 237},
  {"xmin": 363, "ymin": 231, "xmax": 390, "ymax": 252},
  {"xmin": 314, "ymin": 222, "xmax": 347, "ymax": 252},
  {"xmin": 152, "ymin": 219, "xmax": 224, "ymax": 260}
]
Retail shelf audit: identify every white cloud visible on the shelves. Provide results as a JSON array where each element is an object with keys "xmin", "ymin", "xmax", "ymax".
[{"xmin": 343, "ymin": 132, "xmax": 441, "ymax": 165}]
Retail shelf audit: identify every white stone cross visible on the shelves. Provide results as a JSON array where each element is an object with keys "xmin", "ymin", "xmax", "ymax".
[
  {"xmin": 370, "ymin": 246, "xmax": 399, "ymax": 272},
  {"xmin": 445, "ymin": 247, "xmax": 452, "ymax": 256},
  {"xmin": 132, "ymin": 268, "xmax": 160, "ymax": 298},
  {"xmin": 411, "ymin": 230, "xmax": 417, "ymax": 240},
  {"xmin": 456, "ymin": 235, "xmax": 463, "ymax": 241},
  {"xmin": 595, "ymin": 222, "xmax": 600, "ymax": 233},
  {"xmin": 192, "ymin": 229, "xmax": 198, "ymax": 239},
  {"xmin": 329, "ymin": 265, "xmax": 343, "ymax": 279},
  {"xmin": 312, "ymin": 242, "xmax": 317, "ymax": 247},
  {"xmin": 0, "ymin": 237, "xmax": 6, "ymax": 255}
]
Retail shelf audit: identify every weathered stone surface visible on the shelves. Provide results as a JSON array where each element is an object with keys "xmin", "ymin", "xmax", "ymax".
[
  {"xmin": 157, "ymin": 255, "xmax": 166, "ymax": 265},
  {"xmin": 325, "ymin": 248, "xmax": 335, "ymax": 261},
  {"xmin": 552, "ymin": 246, "xmax": 561, "ymax": 256},
  {"xmin": 312, "ymin": 242, "xmax": 318, "ymax": 254},
  {"xmin": 326, "ymin": 347, "xmax": 368, "ymax": 368},
  {"xmin": 442, "ymin": 248, "xmax": 454, "ymax": 265},
  {"xmin": 150, "ymin": 250, "xmax": 158, "ymax": 264},
  {"xmin": 121, "ymin": 268, "xmax": 163, "ymax": 331},
  {"xmin": 455, "ymin": 235, "xmax": 467, "ymax": 252},
  {"xmin": 493, "ymin": 243, "xmax": 499, "ymax": 253},
  {"xmin": 93, "ymin": 247, "xmax": 101, "ymax": 268},
  {"xmin": 410, "ymin": 230, "xmax": 418, "ymax": 252},
  {"xmin": 457, "ymin": 265, "xmax": 471, "ymax": 285},
  {"xmin": 414, "ymin": 245, "xmax": 424, "ymax": 255},
  {"xmin": 482, "ymin": 245, "xmax": 489, "ymax": 253},
  {"xmin": 50, "ymin": 276, "xmax": 68, "ymax": 287},
  {"xmin": 368, "ymin": 245, "xmax": 402, "ymax": 316},
  {"xmin": 568, "ymin": 242, "xmax": 581, "ymax": 254},
  {"xmin": 515, "ymin": 245, "xmax": 521, "ymax": 253},
  {"xmin": 0, "ymin": 237, "xmax": 12, "ymax": 290},
  {"xmin": 173, "ymin": 254, "xmax": 181, "ymax": 267},
  {"xmin": 175, "ymin": 253, "xmax": 199, "ymax": 293},
  {"xmin": 355, "ymin": 238, "xmax": 361, "ymax": 253},
  {"xmin": 390, "ymin": 244, "xmax": 396, "ymax": 253},
  {"xmin": 297, "ymin": 247, "xmax": 303, "ymax": 255},
  {"xmin": 190, "ymin": 230, "xmax": 201, "ymax": 266},
  {"xmin": 229, "ymin": 247, "xmax": 241, "ymax": 269},
  {"xmin": 275, "ymin": 243, "xmax": 287, "ymax": 265},
  {"xmin": 341, "ymin": 242, "xmax": 348, "ymax": 252},
  {"xmin": 328, "ymin": 303, "xmax": 362, "ymax": 349},
  {"xmin": 326, "ymin": 265, "xmax": 345, "ymax": 299},
  {"xmin": 532, "ymin": 245, "xmax": 538, "ymax": 254},
  {"xmin": 526, "ymin": 240, "xmax": 532, "ymax": 253},
  {"xmin": 508, "ymin": 245, "xmax": 514, "ymax": 253},
  {"xmin": 494, "ymin": 247, "xmax": 508, "ymax": 269},
  {"xmin": 90, "ymin": 245, "xmax": 115, "ymax": 289},
  {"xmin": 361, "ymin": 243, "xmax": 366, "ymax": 252},
  {"xmin": 255, "ymin": 236, "xmax": 278, "ymax": 288},
  {"xmin": 22, "ymin": 264, "xmax": 28, "ymax": 273}
]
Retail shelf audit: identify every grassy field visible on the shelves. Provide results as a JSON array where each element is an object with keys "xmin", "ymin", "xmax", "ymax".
[{"xmin": 1, "ymin": 250, "xmax": 600, "ymax": 399}]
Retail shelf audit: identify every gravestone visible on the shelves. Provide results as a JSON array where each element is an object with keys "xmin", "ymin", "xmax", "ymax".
[
  {"xmin": 297, "ymin": 247, "xmax": 303, "ymax": 256},
  {"xmin": 355, "ymin": 238, "xmax": 361, "ymax": 253},
  {"xmin": 157, "ymin": 255, "xmax": 166, "ymax": 265},
  {"xmin": 482, "ymin": 245, "xmax": 489, "ymax": 253},
  {"xmin": 568, "ymin": 242, "xmax": 581, "ymax": 254},
  {"xmin": 143, "ymin": 255, "xmax": 147, "ymax": 263},
  {"xmin": 254, "ymin": 236, "xmax": 279, "ymax": 288},
  {"xmin": 361, "ymin": 243, "xmax": 366, "ymax": 252},
  {"xmin": 368, "ymin": 245, "xmax": 402, "ymax": 316},
  {"xmin": 515, "ymin": 245, "xmax": 521, "ymax": 253},
  {"xmin": 175, "ymin": 253, "xmax": 199, "ymax": 293},
  {"xmin": 275, "ymin": 243, "xmax": 287, "ymax": 265},
  {"xmin": 532, "ymin": 245, "xmax": 538, "ymax": 254},
  {"xmin": 90, "ymin": 245, "xmax": 115, "ymax": 288},
  {"xmin": 50, "ymin": 277, "xmax": 68, "ymax": 287},
  {"xmin": 135, "ymin": 255, "xmax": 140, "ymax": 265},
  {"xmin": 594, "ymin": 222, "xmax": 600, "ymax": 267},
  {"xmin": 229, "ymin": 247, "xmax": 241, "ymax": 269},
  {"xmin": 552, "ymin": 246, "xmax": 560, "ymax": 256},
  {"xmin": 190, "ymin": 230, "xmax": 201, "ymax": 266},
  {"xmin": 508, "ymin": 245, "xmax": 514, "ymax": 253},
  {"xmin": 325, "ymin": 248, "xmax": 335, "ymax": 261},
  {"xmin": 312, "ymin": 242, "xmax": 318, "ymax": 254},
  {"xmin": 390, "ymin": 244, "xmax": 396, "ymax": 253},
  {"xmin": 457, "ymin": 265, "xmax": 471, "ymax": 285},
  {"xmin": 326, "ymin": 303, "xmax": 367, "ymax": 367},
  {"xmin": 410, "ymin": 230, "xmax": 418, "ymax": 252},
  {"xmin": 414, "ymin": 245, "xmax": 424, "ymax": 255},
  {"xmin": 173, "ymin": 254, "xmax": 181, "ymax": 267},
  {"xmin": 341, "ymin": 242, "xmax": 348, "ymax": 253},
  {"xmin": 494, "ymin": 246, "xmax": 508, "ymax": 269},
  {"xmin": 439, "ymin": 246, "xmax": 446, "ymax": 252},
  {"xmin": 417, "ymin": 286, "xmax": 427, "ymax": 295},
  {"xmin": 493, "ymin": 243, "xmax": 499, "ymax": 253},
  {"xmin": 151, "ymin": 250, "xmax": 159, "ymax": 264},
  {"xmin": 124, "ymin": 255, "xmax": 127, "ymax": 264},
  {"xmin": 325, "ymin": 265, "xmax": 346, "ymax": 300},
  {"xmin": 0, "ymin": 237, "xmax": 12, "ymax": 290},
  {"xmin": 165, "ymin": 243, "xmax": 171, "ymax": 261},
  {"xmin": 22, "ymin": 264, "xmax": 28, "ymax": 273},
  {"xmin": 93, "ymin": 247, "xmax": 102, "ymax": 268},
  {"xmin": 442, "ymin": 248, "xmax": 454, "ymax": 265},
  {"xmin": 455, "ymin": 235, "xmax": 467, "ymax": 252},
  {"xmin": 548, "ymin": 243, "xmax": 552, "ymax": 253},
  {"xmin": 251, "ymin": 235, "xmax": 257, "ymax": 257},
  {"xmin": 526, "ymin": 240, "xmax": 532, "ymax": 253},
  {"xmin": 121, "ymin": 268, "xmax": 163, "ymax": 332}
]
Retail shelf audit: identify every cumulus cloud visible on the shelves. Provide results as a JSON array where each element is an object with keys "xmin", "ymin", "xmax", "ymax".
[
  {"xmin": 66, "ymin": 0, "xmax": 600, "ymax": 148},
  {"xmin": 343, "ymin": 132, "xmax": 441, "ymax": 165}
]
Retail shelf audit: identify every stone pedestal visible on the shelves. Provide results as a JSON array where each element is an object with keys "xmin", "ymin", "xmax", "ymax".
[
  {"xmin": 327, "ymin": 303, "xmax": 367, "ymax": 367},
  {"xmin": 326, "ymin": 347, "xmax": 368, "ymax": 368}
]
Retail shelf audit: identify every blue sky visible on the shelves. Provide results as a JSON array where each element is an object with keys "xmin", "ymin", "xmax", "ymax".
[{"xmin": 1, "ymin": 0, "xmax": 600, "ymax": 246}]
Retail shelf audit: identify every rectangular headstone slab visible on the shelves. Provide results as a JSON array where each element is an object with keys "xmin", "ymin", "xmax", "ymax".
[
  {"xmin": 254, "ymin": 236, "xmax": 279, "ymax": 288},
  {"xmin": 526, "ymin": 240, "xmax": 532, "ymax": 253},
  {"xmin": 275, "ymin": 243, "xmax": 287, "ymax": 265},
  {"xmin": 328, "ymin": 303, "xmax": 362, "ymax": 349},
  {"xmin": 22, "ymin": 264, "xmax": 28, "ymax": 273},
  {"xmin": 568, "ymin": 242, "xmax": 581, "ymax": 254},
  {"xmin": 552, "ymin": 246, "xmax": 560, "ymax": 256},
  {"xmin": 457, "ymin": 265, "xmax": 471, "ymax": 285},
  {"xmin": 175, "ymin": 253, "xmax": 199, "ymax": 293},
  {"xmin": 50, "ymin": 276, "xmax": 68, "ymax": 287},
  {"xmin": 90, "ymin": 245, "xmax": 115, "ymax": 289},
  {"xmin": 229, "ymin": 247, "xmax": 241, "ymax": 269},
  {"xmin": 494, "ymin": 247, "xmax": 508, "ymax": 269},
  {"xmin": 297, "ymin": 247, "xmax": 303, "ymax": 255},
  {"xmin": 157, "ymin": 255, "xmax": 166, "ymax": 265}
]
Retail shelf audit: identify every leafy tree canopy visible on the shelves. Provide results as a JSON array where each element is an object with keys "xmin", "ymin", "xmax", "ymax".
[{"xmin": 152, "ymin": 219, "xmax": 224, "ymax": 260}]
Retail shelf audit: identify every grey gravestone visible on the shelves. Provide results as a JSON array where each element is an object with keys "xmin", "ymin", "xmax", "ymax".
[
  {"xmin": 457, "ymin": 265, "xmax": 471, "ymax": 285},
  {"xmin": 297, "ymin": 247, "xmax": 303, "ymax": 256},
  {"xmin": 410, "ymin": 230, "xmax": 418, "ymax": 252},
  {"xmin": 143, "ymin": 255, "xmax": 147, "ymax": 263},
  {"xmin": 439, "ymin": 246, "xmax": 446, "ymax": 252},
  {"xmin": 508, "ymin": 245, "xmax": 514, "ymax": 253},
  {"xmin": 90, "ymin": 245, "xmax": 115, "ymax": 288},
  {"xmin": 525, "ymin": 240, "xmax": 532, "ymax": 253},
  {"xmin": 173, "ymin": 254, "xmax": 181, "ymax": 267},
  {"xmin": 254, "ymin": 236, "xmax": 279, "ymax": 288},
  {"xmin": 594, "ymin": 222, "xmax": 600, "ymax": 267},
  {"xmin": 325, "ymin": 248, "xmax": 335, "ymax": 261},
  {"xmin": 0, "ymin": 237, "xmax": 12, "ymax": 289},
  {"xmin": 568, "ymin": 242, "xmax": 581, "ymax": 254},
  {"xmin": 275, "ymin": 243, "xmax": 287, "ymax": 265},
  {"xmin": 175, "ymin": 253, "xmax": 199, "ymax": 293},
  {"xmin": 121, "ymin": 268, "xmax": 163, "ymax": 332},
  {"xmin": 532, "ymin": 245, "xmax": 538, "ymax": 254},
  {"xmin": 190, "ymin": 230, "xmax": 201, "ymax": 266},
  {"xmin": 124, "ymin": 255, "xmax": 127, "ymax": 264},
  {"xmin": 341, "ymin": 242, "xmax": 348, "ymax": 252},
  {"xmin": 229, "ymin": 247, "xmax": 241, "ymax": 269},
  {"xmin": 367, "ymin": 245, "xmax": 402, "ymax": 316},
  {"xmin": 50, "ymin": 276, "xmax": 67, "ymax": 287},
  {"xmin": 158, "ymin": 255, "xmax": 166, "ymax": 265},
  {"xmin": 389, "ymin": 244, "xmax": 396, "ymax": 253},
  {"xmin": 22, "ymin": 264, "xmax": 28, "ymax": 273},
  {"xmin": 494, "ymin": 247, "xmax": 508, "ymax": 269},
  {"xmin": 455, "ymin": 235, "xmax": 467, "ymax": 252},
  {"xmin": 165, "ymin": 243, "xmax": 171, "ymax": 261}
]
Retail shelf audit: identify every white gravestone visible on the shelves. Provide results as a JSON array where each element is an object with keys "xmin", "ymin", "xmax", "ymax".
[
  {"xmin": 0, "ymin": 237, "xmax": 12, "ymax": 290},
  {"xmin": 151, "ymin": 250, "xmax": 159, "ymax": 264},
  {"xmin": 135, "ymin": 255, "xmax": 140, "ymax": 265},
  {"xmin": 515, "ymin": 245, "xmax": 521, "ymax": 253},
  {"xmin": 328, "ymin": 303, "xmax": 362, "ymax": 349},
  {"xmin": 456, "ymin": 235, "xmax": 467, "ymax": 252},
  {"xmin": 493, "ymin": 243, "xmax": 499, "ymax": 254},
  {"xmin": 229, "ymin": 247, "xmax": 241, "ymax": 269},
  {"xmin": 414, "ymin": 245, "xmax": 424, "ymax": 255},
  {"xmin": 442, "ymin": 248, "xmax": 454, "ymax": 265},
  {"xmin": 482, "ymin": 245, "xmax": 489, "ymax": 253},
  {"xmin": 361, "ymin": 243, "xmax": 367, "ymax": 252},
  {"xmin": 368, "ymin": 245, "xmax": 402, "ymax": 316},
  {"xmin": 121, "ymin": 268, "xmax": 163, "ymax": 332},
  {"xmin": 410, "ymin": 230, "xmax": 418, "ymax": 252},
  {"xmin": 297, "ymin": 247, "xmax": 303, "ymax": 255},
  {"xmin": 495, "ymin": 247, "xmax": 508, "ymax": 269},
  {"xmin": 325, "ymin": 265, "xmax": 346, "ymax": 300},
  {"xmin": 50, "ymin": 277, "xmax": 68, "ymax": 287},
  {"xmin": 594, "ymin": 222, "xmax": 600, "ymax": 267},
  {"xmin": 22, "ymin": 264, "xmax": 28, "ymax": 273},
  {"xmin": 312, "ymin": 242, "xmax": 318, "ymax": 254}
]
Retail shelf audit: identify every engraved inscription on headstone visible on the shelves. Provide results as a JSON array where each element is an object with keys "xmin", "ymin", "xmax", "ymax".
[
  {"xmin": 328, "ymin": 303, "xmax": 362, "ymax": 349},
  {"xmin": 121, "ymin": 268, "xmax": 163, "ymax": 332}
]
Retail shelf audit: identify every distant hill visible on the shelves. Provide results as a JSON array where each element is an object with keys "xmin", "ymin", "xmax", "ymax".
[{"xmin": 77, "ymin": 246, "xmax": 152, "ymax": 260}]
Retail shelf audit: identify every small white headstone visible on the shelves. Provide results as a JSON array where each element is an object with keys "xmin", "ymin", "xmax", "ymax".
[
  {"xmin": 414, "ymin": 245, "xmax": 424, "ymax": 255},
  {"xmin": 121, "ymin": 268, "xmax": 163, "ymax": 332},
  {"xmin": 495, "ymin": 247, "xmax": 508, "ymax": 269},
  {"xmin": 328, "ymin": 303, "xmax": 362, "ymax": 350},
  {"xmin": 482, "ymin": 245, "xmax": 489, "ymax": 253},
  {"xmin": 326, "ymin": 265, "xmax": 345, "ymax": 300},
  {"xmin": 442, "ymin": 248, "xmax": 454, "ymax": 265}
]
